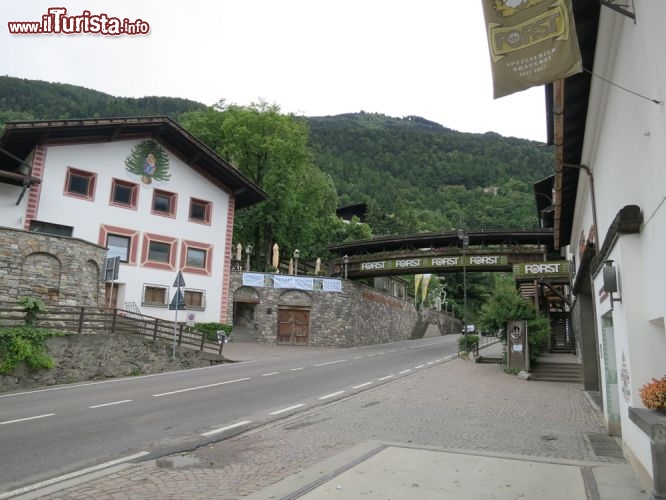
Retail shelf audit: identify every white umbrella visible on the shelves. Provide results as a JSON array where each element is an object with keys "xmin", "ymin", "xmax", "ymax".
[
  {"xmin": 288, "ymin": 258, "xmax": 294, "ymax": 275},
  {"xmin": 315, "ymin": 258, "xmax": 321, "ymax": 275},
  {"xmin": 236, "ymin": 243, "xmax": 242, "ymax": 261},
  {"xmin": 272, "ymin": 243, "xmax": 280, "ymax": 270}
]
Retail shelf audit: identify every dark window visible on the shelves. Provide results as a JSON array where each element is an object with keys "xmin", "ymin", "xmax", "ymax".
[
  {"xmin": 152, "ymin": 190, "xmax": 176, "ymax": 217},
  {"xmin": 65, "ymin": 168, "xmax": 96, "ymax": 199},
  {"xmin": 106, "ymin": 234, "xmax": 130, "ymax": 262},
  {"xmin": 189, "ymin": 199, "xmax": 211, "ymax": 223},
  {"xmin": 153, "ymin": 194, "xmax": 170, "ymax": 213},
  {"xmin": 186, "ymin": 248, "xmax": 206, "ymax": 268},
  {"xmin": 28, "ymin": 220, "xmax": 74, "ymax": 237},
  {"xmin": 111, "ymin": 179, "xmax": 138, "ymax": 207},
  {"xmin": 148, "ymin": 241, "xmax": 170, "ymax": 263}
]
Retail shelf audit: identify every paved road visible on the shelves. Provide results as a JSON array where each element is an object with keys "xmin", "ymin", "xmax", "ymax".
[
  {"xmin": 1, "ymin": 339, "xmax": 648, "ymax": 499},
  {"xmin": 0, "ymin": 336, "xmax": 459, "ymax": 494}
]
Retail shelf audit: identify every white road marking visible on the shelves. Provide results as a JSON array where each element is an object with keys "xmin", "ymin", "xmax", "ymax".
[
  {"xmin": 153, "ymin": 377, "xmax": 250, "ymax": 397},
  {"xmin": 366, "ymin": 354, "xmax": 375, "ymax": 357},
  {"xmin": 352, "ymin": 382, "xmax": 373, "ymax": 389},
  {"xmin": 314, "ymin": 360, "xmax": 346, "ymax": 367},
  {"xmin": 290, "ymin": 367, "xmax": 305, "ymax": 371},
  {"xmin": 435, "ymin": 359, "xmax": 442, "ymax": 362},
  {"xmin": 399, "ymin": 369, "xmax": 412, "ymax": 374},
  {"xmin": 378, "ymin": 375, "xmax": 394, "ymax": 381},
  {"xmin": 352, "ymin": 356, "xmax": 363, "ymax": 360},
  {"xmin": 414, "ymin": 364, "xmax": 425, "ymax": 369},
  {"xmin": 0, "ymin": 413, "xmax": 55, "ymax": 425},
  {"xmin": 427, "ymin": 361, "xmax": 434, "ymax": 365},
  {"xmin": 0, "ymin": 451, "xmax": 149, "ymax": 499},
  {"xmin": 269, "ymin": 404, "xmax": 304, "ymax": 415},
  {"xmin": 89, "ymin": 400, "xmax": 132, "ymax": 409},
  {"xmin": 318, "ymin": 391, "xmax": 345, "ymax": 400},
  {"xmin": 262, "ymin": 372, "xmax": 280, "ymax": 376},
  {"xmin": 200, "ymin": 420, "xmax": 251, "ymax": 437}
]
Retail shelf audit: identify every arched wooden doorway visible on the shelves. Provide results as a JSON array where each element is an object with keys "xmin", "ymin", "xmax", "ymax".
[{"xmin": 277, "ymin": 290, "xmax": 312, "ymax": 346}]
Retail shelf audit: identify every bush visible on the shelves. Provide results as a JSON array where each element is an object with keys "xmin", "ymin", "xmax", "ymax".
[
  {"xmin": 195, "ymin": 322, "xmax": 233, "ymax": 342},
  {"xmin": 458, "ymin": 334, "xmax": 479, "ymax": 352},
  {"xmin": 0, "ymin": 326, "xmax": 56, "ymax": 374},
  {"xmin": 17, "ymin": 296, "xmax": 46, "ymax": 326}
]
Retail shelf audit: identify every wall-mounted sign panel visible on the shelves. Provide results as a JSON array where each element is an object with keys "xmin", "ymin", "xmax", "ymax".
[
  {"xmin": 360, "ymin": 255, "xmax": 509, "ymax": 273},
  {"xmin": 513, "ymin": 261, "xmax": 571, "ymax": 280}
]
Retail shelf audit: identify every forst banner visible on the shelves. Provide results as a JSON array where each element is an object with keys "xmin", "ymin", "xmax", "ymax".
[{"xmin": 481, "ymin": 0, "xmax": 582, "ymax": 99}]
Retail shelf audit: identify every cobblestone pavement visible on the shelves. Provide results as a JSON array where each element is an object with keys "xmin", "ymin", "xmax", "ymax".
[{"xmin": 22, "ymin": 342, "xmax": 638, "ymax": 500}]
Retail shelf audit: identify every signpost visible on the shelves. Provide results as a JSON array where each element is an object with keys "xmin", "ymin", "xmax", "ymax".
[{"xmin": 169, "ymin": 270, "xmax": 186, "ymax": 359}]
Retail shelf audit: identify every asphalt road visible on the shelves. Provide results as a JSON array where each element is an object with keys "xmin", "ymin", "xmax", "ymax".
[{"xmin": 0, "ymin": 336, "xmax": 460, "ymax": 494}]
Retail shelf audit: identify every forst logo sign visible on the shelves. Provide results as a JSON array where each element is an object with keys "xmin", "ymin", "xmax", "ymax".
[{"xmin": 513, "ymin": 261, "xmax": 571, "ymax": 279}]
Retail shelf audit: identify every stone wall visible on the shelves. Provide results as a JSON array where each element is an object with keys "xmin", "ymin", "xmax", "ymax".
[
  {"xmin": 227, "ymin": 272, "xmax": 461, "ymax": 347},
  {"xmin": 0, "ymin": 334, "xmax": 216, "ymax": 393},
  {"xmin": 0, "ymin": 227, "xmax": 107, "ymax": 307}
]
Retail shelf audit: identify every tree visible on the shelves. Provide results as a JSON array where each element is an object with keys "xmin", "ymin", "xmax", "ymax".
[
  {"xmin": 182, "ymin": 101, "xmax": 340, "ymax": 269},
  {"xmin": 478, "ymin": 274, "xmax": 549, "ymax": 362}
]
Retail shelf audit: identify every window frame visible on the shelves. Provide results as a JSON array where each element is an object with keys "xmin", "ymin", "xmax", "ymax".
[
  {"xmin": 141, "ymin": 233, "xmax": 178, "ymax": 270},
  {"xmin": 141, "ymin": 283, "xmax": 169, "ymax": 307},
  {"xmin": 188, "ymin": 198, "xmax": 212, "ymax": 225},
  {"xmin": 183, "ymin": 288, "xmax": 206, "ymax": 310},
  {"xmin": 180, "ymin": 240, "xmax": 213, "ymax": 276},
  {"xmin": 98, "ymin": 225, "xmax": 139, "ymax": 266},
  {"xmin": 64, "ymin": 167, "xmax": 97, "ymax": 201},
  {"xmin": 151, "ymin": 189, "xmax": 177, "ymax": 218},
  {"xmin": 106, "ymin": 234, "xmax": 131, "ymax": 263},
  {"xmin": 110, "ymin": 178, "xmax": 139, "ymax": 209}
]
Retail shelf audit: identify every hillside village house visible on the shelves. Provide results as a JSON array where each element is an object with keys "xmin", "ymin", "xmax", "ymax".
[
  {"xmin": 543, "ymin": 1, "xmax": 666, "ymax": 497},
  {"xmin": 0, "ymin": 117, "xmax": 266, "ymax": 323}
]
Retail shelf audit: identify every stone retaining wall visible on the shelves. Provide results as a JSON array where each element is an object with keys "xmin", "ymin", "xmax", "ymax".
[{"xmin": 0, "ymin": 334, "xmax": 216, "ymax": 393}]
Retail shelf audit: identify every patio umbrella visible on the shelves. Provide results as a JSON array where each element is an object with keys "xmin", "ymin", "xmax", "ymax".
[
  {"xmin": 288, "ymin": 258, "xmax": 294, "ymax": 275},
  {"xmin": 272, "ymin": 243, "xmax": 280, "ymax": 270},
  {"xmin": 236, "ymin": 243, "xmax": 242, "ymax": 261},
  {"xmin": 315, "ymin": 257, "xmax": 321, "ymax": 275}
]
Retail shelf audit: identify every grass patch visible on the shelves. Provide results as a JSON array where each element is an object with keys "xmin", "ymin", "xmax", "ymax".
[{"xmin": 0, "ymin": 326, "xmax": 61, "ymax": 374}]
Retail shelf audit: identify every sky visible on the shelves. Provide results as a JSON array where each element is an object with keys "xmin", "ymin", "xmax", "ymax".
[{"xmin": 1, "ymin": 1, "xmax": 548, "ymax": 142}]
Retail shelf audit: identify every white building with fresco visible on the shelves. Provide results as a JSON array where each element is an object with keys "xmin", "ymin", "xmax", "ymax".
[
  {"xmin": 0, "ymin": 117, "xmax": 266, "ymax": 323},
  {"xmin": 543, "ymin": 1, "xmax": 666, "ymax": 497}
]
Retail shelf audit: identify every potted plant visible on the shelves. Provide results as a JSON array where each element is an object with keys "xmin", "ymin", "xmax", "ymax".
[{"xmin": 639, "ymin": 375, "xmax": 666, "ymax": 414}]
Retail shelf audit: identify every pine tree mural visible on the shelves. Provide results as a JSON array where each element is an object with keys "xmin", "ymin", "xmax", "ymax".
[{"xmin": 124, "ymin": 139, "xmax": 170, "ymax": 185}]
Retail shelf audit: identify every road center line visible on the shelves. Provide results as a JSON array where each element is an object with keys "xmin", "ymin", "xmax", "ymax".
[
  {"xmin": 352, "ymin": 356, "xmax": 363, "ymax": 360},
  {"xmin": 318, "ymin": 390, "xmax": 345, "ymax": 400},
  {"xmin": 427, "ymin": 361, "xmax": 434, "ymax": 365},
  {"xmin": 153, "ymin": 378, "xmax": 250, "ymax": 397},
  {"xmin": 314, "ymin": 359, "xmax": 346, "ymax": 367},
  {"xmin": 414, "ymin": 364, "xmax": 425, "ymax": 369},
  {"xmin": 201, "ymin": 420, "xmax": 251, "ymax": 437},
  {"xmin": 0, "ymin": 413, "xmax": 55, "ymax": 425},
  {"xmin": 399, "ymin": 369, "xmax": 412, "ymax": 374},
  {"xmin": 0, "ymin": 451, "xmax": 149, "ymax": 499},
  {"xmin": 89, "ymin": 400, "xmax": 132, "ymax": 409},
  {"xmin": 378, "ymin": 375, "xmax": 394, "ymax": 381},
  {"xmin": 290, "ymin": 367, "xmax": 305, "ymax": 371},
  {"xmin": 352, "ymin": 382, "xmax": 373, "ymax": 389},
  {"xmin": 269, "ymin": 404, "xmax": 304, "ymax": 415},
  {"xmin": 262, "ymin": 372, "xmax": 280, "ymax": 376}
]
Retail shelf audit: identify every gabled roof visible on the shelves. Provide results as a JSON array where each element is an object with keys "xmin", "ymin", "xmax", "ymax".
[{"xmin": 0, "ymin": 116, "xmax": 268, "ymax": 209}]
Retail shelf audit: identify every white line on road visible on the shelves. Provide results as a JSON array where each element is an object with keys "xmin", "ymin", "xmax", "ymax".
[
  {"xmin": 378, "ymin": 375, "xmax": 394, "ymax": 381},
  {"xmin": 153, "ymin": 378, "xmax": 250, "ymax": 397},
  {"xmin": 366, "ymin": 354, "xmax": 375, "ymax": 357},
  {"xmin": 269, "ymin": 404, "xmax": 304, "ymax": 415},
  {"xmin": 201, "ymin": 420, "xmax": 251, "ymax": 437},
  {"xmin": 352, "ymin": 356, "xmax": 363, "ymax": 360},
  {"xmin": 0, "ymin": 451, "xmax": 149, "ymax": 499},
  {"xmin": 0, "ymin": 413, "xmax": 55, "ymax": 425},
  {"xmin": 89, "ymin": 400, "xmax": 132, "ymax": 409},
  {"xmin": 318, "ymin": 391, "xmax": 345, "ymax": 400},
  {"xmin": 352, "ymin": 382, "xmax": 373, "ymax": 389},
  {"xmin": 427, "ymin": 361, "xmax": 434, "ymax": 365},
  {"xmin": 262, "ymin": 372, "xmax": 280, "ymax": 376},
  {"xmin": 399, "ymin": 369, "xmax": 412, "ymax": 374},
  {"xmin": 435, "ymin": 359, "xmax": 442, "ymax": 362},
  {"xmin": 314, "ymin": 360, "xmax": 347, "ymax": 367},
  {"xmin": 414, "ymin": 364, "xmax": 425, "ymax": 369},
  {"xmin": 290, "ymin": 367, "xmax": 305, "ymax": 371}
]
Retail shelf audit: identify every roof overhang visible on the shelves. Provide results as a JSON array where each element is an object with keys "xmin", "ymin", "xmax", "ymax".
[
  {"xmin": 545, "ymin": 0, "xmax": 601, "ymax": 249},
  {"xmin": 0, "ymin": 116, "xmax": 268, "ymax": 210}
]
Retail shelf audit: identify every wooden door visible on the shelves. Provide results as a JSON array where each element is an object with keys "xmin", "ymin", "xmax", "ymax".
[
  {"xmin": 277, "ymin": 309, "xmax": 310, "ymax": 345},
  {"xmin": 105, "ymin": 283, "xmax": 119, "ymax": 308}
]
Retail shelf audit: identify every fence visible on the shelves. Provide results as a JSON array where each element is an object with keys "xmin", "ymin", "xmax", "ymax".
[{"xmin": 0, "ymin": 303, "xmax": 224, "ymax": 355}]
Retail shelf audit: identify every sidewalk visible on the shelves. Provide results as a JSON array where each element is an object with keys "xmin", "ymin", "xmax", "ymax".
[{"xmin": 12, "ymin": 340, "xmax": 649, "ymax": 499}]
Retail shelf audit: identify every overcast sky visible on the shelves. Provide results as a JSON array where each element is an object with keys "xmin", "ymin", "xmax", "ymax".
[{"xmin": 1, "ymin": 1, "xmax": 548, "ymax": 142}]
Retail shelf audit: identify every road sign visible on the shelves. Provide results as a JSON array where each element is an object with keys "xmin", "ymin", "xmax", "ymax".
[
  {"xmin": 168, "ymin": 288, "xmax": 186, "ymax": 310},
  {"xmin": 104, "ymin": 256, "xmax": 120, "ymax": 281},
  {"xmin": 173, "ymin": 270, "xmax": 186, "ymax": 288}
]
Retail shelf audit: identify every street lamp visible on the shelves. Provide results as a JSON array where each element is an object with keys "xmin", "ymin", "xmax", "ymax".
[
  {"xmin": 458, "ymin": 226, "xmax": 469, "ymax": 334},
  {"xmin": 245, "ymin": 244, "xmax": 253, "ymax": 271},
  {"xmin": 343, "ymin": 254, "xmax": 349, "ymax": 279},
  {"xmin": 293, "ymin": 249, "xmax": 300, "ymax": 275}
]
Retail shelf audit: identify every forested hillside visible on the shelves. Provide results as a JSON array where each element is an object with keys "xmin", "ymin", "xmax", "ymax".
[
  {"xmin": 0, "ymin": 76, "xmax": 554, "ymax": 234},
  {"xmin": 306, "ymin": 112, "xmax": 553, "ymax": 234}
]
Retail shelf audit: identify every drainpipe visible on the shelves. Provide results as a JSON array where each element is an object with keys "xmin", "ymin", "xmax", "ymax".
[{"xmin": 563, "ymin": 163, "xmax": 599, "ymax": 248}]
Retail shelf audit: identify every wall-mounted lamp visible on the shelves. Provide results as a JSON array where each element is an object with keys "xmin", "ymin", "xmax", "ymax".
[{"xmin": 603, "ymin": 260, "xmax": 622, "ymax": 310}]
